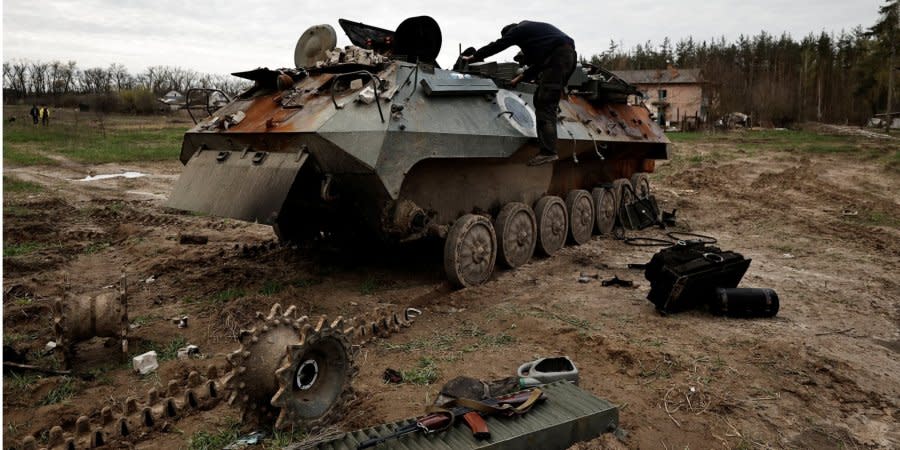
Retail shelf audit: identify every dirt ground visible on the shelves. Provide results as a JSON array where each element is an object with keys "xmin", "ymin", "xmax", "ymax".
[{"xmin": 3, "ymin": 128, "xmax": 898, "ymax": 449}]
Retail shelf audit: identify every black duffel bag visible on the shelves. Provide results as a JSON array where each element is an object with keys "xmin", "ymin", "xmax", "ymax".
[{"xmin": 644, "ymin": 240, "xmax": 751, "ymax": 314}]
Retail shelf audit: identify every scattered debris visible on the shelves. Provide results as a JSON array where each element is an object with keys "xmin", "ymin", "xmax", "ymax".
[
  {"xmin": 602, "ymin": 275, "xmax": 635, "ymax": 288},
  {"xmin": 77, "ymin": 171, "xmax": 147, "ymax": 182},
  {"xmin": 172, "ymin": 315, "xmax": 189, "ymax": 328},
  {"xmin": 133, "ymin": 350, "xmax": 159, "ymax": 375},
  {"xmin": 176, "ymin": 345, "xmax": 201, "ymax": 360},
  {"xmin": 144, "ymin": 275, "xmax": 156, "ymax": 284},
  {"xmin": 178, "ymin": 234, "xmax": 209, "ymax": 245},
  {"xmin": 661, "ymin": 209, "xmax": 677, "ymax": 226},
  {"xmin": 383, "ymin": 368, "xmax": 403, "ymax": 384},
  {"xmin": 224, "ymin": 431, "xmax": 265, "ymax": 449},
  {"xmin": 358, "ymin": 86, "xmax": 376, "ymax": 104},
  {"xmin": 45, "ymin": 341, "xmax": 58, "ymax": 351},
  {"xmin": 578, "ymin": 272, "xmax": 599, "ymax": 283},
  {"xmin": 3, "ymin": 361, "xmax": 72, "ymax": 376},
  {"xmin": 518, "ymin": 356, "xmax": 579, "ymax": 387},
  {"xmin": 53, "ymin": 276, "xmax": 129, "ymax": 367}
]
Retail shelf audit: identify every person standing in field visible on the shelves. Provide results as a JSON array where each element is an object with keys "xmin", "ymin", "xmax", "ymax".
[
  {"xmin": 40, "ymin": 106, "xmax": 50, "ymax": 126},
  {"xmin": 29, "ymin": 104, "xmax": 39, "ymax": 125}
]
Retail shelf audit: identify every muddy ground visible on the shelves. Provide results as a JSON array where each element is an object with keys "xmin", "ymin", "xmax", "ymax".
[{"xmin": 3, "ymin": 128, "xmax": 899, "ymax": 449}]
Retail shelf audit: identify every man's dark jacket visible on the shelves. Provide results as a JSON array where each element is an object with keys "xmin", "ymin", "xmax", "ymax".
[{"xmin": 472, "ymin": 21, "xmax": 574, "ymax": 80}]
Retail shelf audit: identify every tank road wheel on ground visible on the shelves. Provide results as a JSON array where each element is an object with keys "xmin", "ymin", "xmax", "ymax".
[
  {"xmin": 444, "ymin": 214, "xmax": 498, "ymax": 288},
  {"xmin": 565, "ymin": 190, "xmax": 594, "ymax": 245},
  {"xmin": 592, "ymin": 187, "xmax": 616, "ymax": 236},
  {"xmin": 630, "ymin": 172, "xmax": 651, "ymax": 199},
  {"xmin": 534, "ymin": 196, "xmax": 568, "ymax": 256},
  {"xmin": 494, "ymin": 202, "xmax": 537, "ymax": 269},
  {"xmin": 611, "ymin": 178, "xmax": 634, "ymax": 224}
]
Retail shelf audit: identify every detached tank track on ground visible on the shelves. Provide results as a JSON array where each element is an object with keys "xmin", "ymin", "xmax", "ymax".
[{"xmin": 18, "ymin": 304, "xmax": 420, "ymax": 450}]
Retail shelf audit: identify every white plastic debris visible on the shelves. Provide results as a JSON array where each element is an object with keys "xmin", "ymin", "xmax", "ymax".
[
  {"xmin": 172, "ymin": 315, "xmax": 188, "ymax": 328},
  {"xmin": 229, "ymin": 110, "xmax": 245, "ymax": 125},
  {"xmin": 45, "ymin": 341, "xmax": 58, "ymax": 351},
  {"xmin": 77, "ymin": 172, "xmax": 147, "ymax": 182},
  {"xmin": 176, "ymin": 345, "xmax": 201, "ymax": 360},
  {"xmin": 133, "ymin": 351, "xmax": 159, "ymax": 375},
  {"xmin": 358, "ymin": 86, "xmax": 376, "ymax": 104},
  {"xmin": 144, "ymin": 275, "xmax": 156, "ymax": 284}
]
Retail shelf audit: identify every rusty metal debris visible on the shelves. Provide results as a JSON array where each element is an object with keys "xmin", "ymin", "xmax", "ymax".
[
  {"xmin": 20, "ymin": 304, "xmax": 421, "ymax": 449},
  {"xmin": 52, "ymin": 276, "xmax": 128, "ymax": 367}
]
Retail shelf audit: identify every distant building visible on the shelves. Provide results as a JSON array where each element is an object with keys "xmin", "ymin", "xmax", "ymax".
[
  {"xmin": 158, "ymin": 90, "xmax": 185, "ymax": 111},
  {"xmin": 612, "ymin": 67, "xmax": 709, "ymax": 128}
]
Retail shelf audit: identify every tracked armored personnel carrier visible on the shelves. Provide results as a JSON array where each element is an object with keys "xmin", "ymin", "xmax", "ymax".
[{"xmin": 167, "ymin": 17, "xmax": 668, "ymax": 287}]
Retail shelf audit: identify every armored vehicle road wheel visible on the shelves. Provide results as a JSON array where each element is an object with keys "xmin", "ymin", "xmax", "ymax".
[
  {"xmin": 272, "ymin": 316, "xmax": 355, "ymax": 431},
  {"xmin": 566, "ymin": 190, "xmax": 594, "ymax": 245},
  {"xmin": 444, "ymin": 214, "xmax": 497, "ymax": 288},
  {"xmin": 494, "ymin": 202, "xmax": 537, "ymax": 269},
  {"xmin": 534, "ymin": 196, "xmax": 568, "ymax": 256},
  {"xmin": 611, "ymin": 179, "xmax": 634, "ymax": 225},
  {"xmin": 592, "ymin": 187, "xmax": 616, "ymax": 235},
  {"xmin": 631, "ymin": 172, "xmax": 651, "ymax": 199}
]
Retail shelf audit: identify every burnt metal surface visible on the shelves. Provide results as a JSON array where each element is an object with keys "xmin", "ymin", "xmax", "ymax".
[
  {"xmin": 168, "ymin": 150, "xmax": 308, "ymax": 224},
  {"xmin": 300, "ymin": 381, "xmax": 619, "ymax": 450},
  {"xmin": 167, "ymin": 16, "xmax": 670, "ymax": 244}
]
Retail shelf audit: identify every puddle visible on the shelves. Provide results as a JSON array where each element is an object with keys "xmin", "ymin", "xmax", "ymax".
[{"xmin": 77, "ymin": 171, "xmax": 147, "ymax": 182}]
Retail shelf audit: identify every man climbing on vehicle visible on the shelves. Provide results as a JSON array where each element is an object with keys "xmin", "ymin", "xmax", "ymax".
[{"xmin": 462, "ymin": 21, "xmax": 577, "ymax": 166}]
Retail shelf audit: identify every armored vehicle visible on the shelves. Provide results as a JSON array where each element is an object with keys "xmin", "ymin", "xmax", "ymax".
[{"xmin": 167, "ymin": 17, "xmax": 669, "ymax": 287}]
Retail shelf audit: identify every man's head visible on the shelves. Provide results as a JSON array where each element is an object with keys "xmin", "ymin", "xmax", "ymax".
[{"xmin": 501, "ymin": 23, "xmax": 518, "ymax": 37}]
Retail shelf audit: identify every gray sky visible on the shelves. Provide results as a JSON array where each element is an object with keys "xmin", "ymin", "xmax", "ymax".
[{"xmin": 2, "ymin": 0, "xmax": 885, "ymax": 75}]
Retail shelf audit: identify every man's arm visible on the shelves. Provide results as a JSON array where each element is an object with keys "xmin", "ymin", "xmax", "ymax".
[{"xmin": 470, "ymin": 25, "xmax": 523, "ymax": 62}]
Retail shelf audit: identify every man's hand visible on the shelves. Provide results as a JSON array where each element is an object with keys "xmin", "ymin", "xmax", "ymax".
[{"xmin": 508, "ymin": 74, "xmax": 524, "ymax": 87}]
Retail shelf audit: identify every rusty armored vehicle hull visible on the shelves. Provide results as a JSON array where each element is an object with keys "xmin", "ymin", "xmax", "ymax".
[{"xmin": 168, "ymin": 17, "xmax": 669, "ymax": 287}]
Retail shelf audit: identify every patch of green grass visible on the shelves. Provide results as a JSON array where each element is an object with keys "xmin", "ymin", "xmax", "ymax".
[
  {"xmin": 803, "ymin": 143, "xmax": 857, "ymax": 153},
  {"xmin": 211, "ymin": 288, "xmax": 246, "ymax": 304},
  {"xmin": 688, "ymin": 154, "xmax": 704, "ymax": 164},
  {"xmin": 131, "ymin": 315, "xmax": 157, "ymax": 327},
  {"xmin": 158, "ymin": 337, "xmax": 188, "ymax": 361},
  {"xmin": 6, "ymin": 372, "xmax": 40, "ymax": 394},
  {"xmin": 4, "ymin": 333, "xmax": 36, "ymax": 346},
  {"xmin": 83, "ymin": 241, "xmax": 110, "ymax": 254},
  {"xmin": 3, "ymin": 205, "xmax": 36, "ymax": 217},
  {"xmin": 3, "ymin": 123, "xmax": 184, "ymax": 166},
  {"xmin": 3, "ymin": 176, "xmax": 43, "ymax": 193},
  {"xmin": 359, "ymin": 277, "xmax": 381, "ymax": 295},
  {"xmin": 383, "ymin": 334, "xmax": 457, "ymax": 352},
  {"xmin": 187, "ymin": 420, "xmax": 242, "ymax": 450},
  {"xmin": 402, "ymin": 357, "xmax": 439, "ymax": 385},
  {"xmin": 259, "ymin": 281, "xmax": 284, "ymax": 296},
  {"xmin": 479, "ymin": 333, "xmax": 516, "ymax": 347},
  {"xmin": 849, "ymin": 210, "xmax": 900, "ymax": 228},
  {"xmin": 265, "ymin": 429, "xmax": 307, "ymax": 449},
  {"xmin": 40, "ymin": 377, "xmax": 77, "ymax": 405},
  {"xmin": 87, "ymin": 366, "xmax": 115, "ymax": 385},
  {"xmin": 3, "ymin": 242, "xmax": 44, "ymax": 257}
]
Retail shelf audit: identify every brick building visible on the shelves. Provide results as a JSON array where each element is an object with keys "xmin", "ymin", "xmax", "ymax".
[{"xmin": 612, "ymin": 67, "xmax": 708, "ymax": 128}]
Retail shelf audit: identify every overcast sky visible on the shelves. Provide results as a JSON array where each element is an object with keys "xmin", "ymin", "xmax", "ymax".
[{"xmin": 2, "ymin": 0, "xmax": 886, "ymax": 76}]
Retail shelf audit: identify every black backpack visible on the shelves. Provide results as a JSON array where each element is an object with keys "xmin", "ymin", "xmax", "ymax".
[{"xmin": 644, "ymin": 241, "xmax": 751, "ymax": 314}]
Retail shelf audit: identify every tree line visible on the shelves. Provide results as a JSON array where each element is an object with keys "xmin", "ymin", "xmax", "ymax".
[
  {"xmin": 589, "ymin": 0, "xmax": 898, "ymax": 126},
  {"xmin": 2, "ymin": 59, "xmax": 251, "ymax": 113}
]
